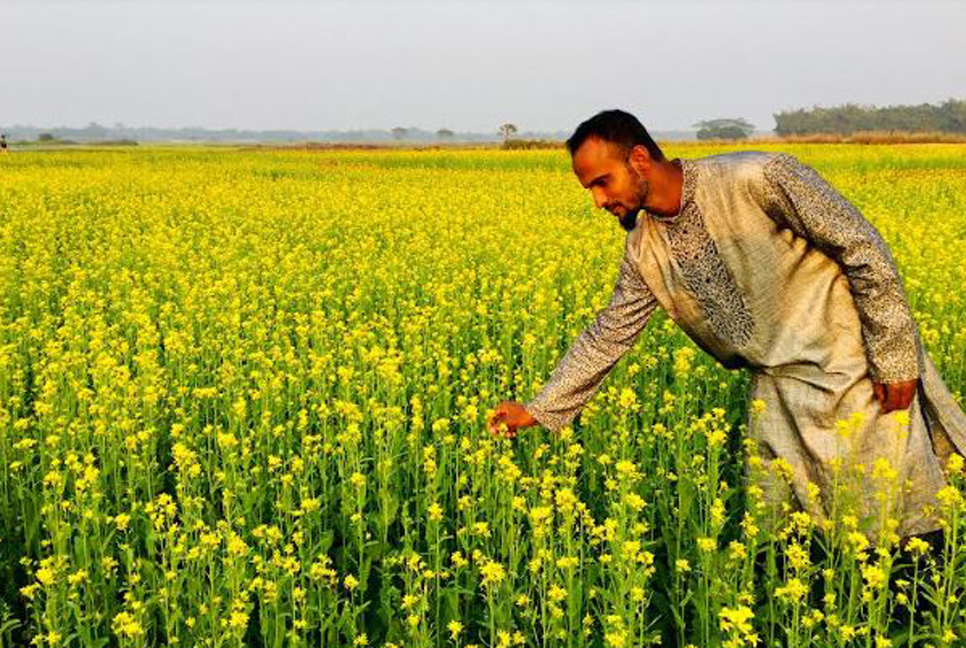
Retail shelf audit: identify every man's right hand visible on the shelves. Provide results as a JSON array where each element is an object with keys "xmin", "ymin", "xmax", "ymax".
[{"xmin": 487, "ymin": 401, "xmax": 538, "ymax": 439}]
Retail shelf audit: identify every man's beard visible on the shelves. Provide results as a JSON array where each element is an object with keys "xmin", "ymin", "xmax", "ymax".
[
  {"xmin": 618, "ymin": 164, "xmax": 649, "ymax": 232},
  {"xmin": 618, "ymin": 209, "xmax": 638, "ymax": 232}
]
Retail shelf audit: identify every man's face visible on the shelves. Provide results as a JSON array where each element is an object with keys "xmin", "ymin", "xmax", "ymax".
[{"xmin": 572, "ymin": 137, "xmax": 650, "ymax": 232}]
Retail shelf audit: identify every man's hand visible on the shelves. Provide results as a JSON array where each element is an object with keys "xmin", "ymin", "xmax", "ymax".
[
  {"xmin": 873, "ymin": 379, "xmax": 918, "ymax": 414},
  {"xmin": 487, "ymin": 401, "xmax": 538, "ymax": 439}
]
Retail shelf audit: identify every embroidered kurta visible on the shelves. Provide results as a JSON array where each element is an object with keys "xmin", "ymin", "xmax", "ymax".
[{"xmin": 525, "ymin": 151, "xmax": 966, "ymax": 538}]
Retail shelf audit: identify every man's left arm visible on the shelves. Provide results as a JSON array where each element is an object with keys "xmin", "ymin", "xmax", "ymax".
[{"xmin": 758, "ymin": 153, "xmax": 922, "ymax": 412}]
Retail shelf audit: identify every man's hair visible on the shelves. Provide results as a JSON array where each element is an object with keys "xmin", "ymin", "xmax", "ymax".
[{"xmin": 566, "ymin": 109, "xmax": 664, "ymax": 161}]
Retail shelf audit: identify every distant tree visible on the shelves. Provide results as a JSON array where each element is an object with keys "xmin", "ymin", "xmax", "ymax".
[
  {"xmin": 391, "ymin": 127, "xmax": 408, "ymax": 140},
  {"xmin": 693, "ymin": 118, "xmax": 755, "ymax": 140},
  {"xmin": 437, "ymin": 128, "xmax": 454, "ymax": 139},
  {"xmin": 84, "ymin": 122, "xmax": 108, "ymax": 139},
  {"xmin": 38, "ymin": 133, "xmax": 55, "ymax": 142},
  {"xmin": 499, "ymin": 123, "xmax": 518, "ymax": 141}
]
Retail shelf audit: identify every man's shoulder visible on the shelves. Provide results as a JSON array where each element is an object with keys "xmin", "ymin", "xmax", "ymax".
[
  {"xmin": 691, "ymin": 150, "xmax": 788, "ymax": 193},
  {"xmin": 694, "ymin": 150, "xmax": 781, "ymax": 175}
]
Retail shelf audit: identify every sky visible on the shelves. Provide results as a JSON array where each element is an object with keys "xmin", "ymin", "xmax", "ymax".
[{"xmin": 1, "ymin": 0, "xmax": 964, "ymax": 133}]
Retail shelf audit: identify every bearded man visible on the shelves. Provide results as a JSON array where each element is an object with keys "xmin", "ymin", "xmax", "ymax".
[{"xmin": 488, "ymin": 109, "xmax": 966, "ymax": 541}]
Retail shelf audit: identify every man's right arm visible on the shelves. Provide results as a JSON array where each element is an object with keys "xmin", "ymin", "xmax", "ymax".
[{"xmin": 492, "ymin": 246, "xmax": 658, "ymax": 435}]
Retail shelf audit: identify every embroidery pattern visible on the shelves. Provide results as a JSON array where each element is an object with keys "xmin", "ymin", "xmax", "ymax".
[{"xmin": 663, "ymin": 159, "xmax": 755, "ymax": 348}]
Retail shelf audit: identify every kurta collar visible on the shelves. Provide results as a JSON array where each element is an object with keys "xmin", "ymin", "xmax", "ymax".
[{"xmin": 645, "ymin": 157, "xmax": 696, "ymax": 224}]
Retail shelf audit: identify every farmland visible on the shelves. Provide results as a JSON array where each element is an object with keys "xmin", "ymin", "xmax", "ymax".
[{"xmin": 2, "ymin": 144, "xmax": 966, "ymax": 646}]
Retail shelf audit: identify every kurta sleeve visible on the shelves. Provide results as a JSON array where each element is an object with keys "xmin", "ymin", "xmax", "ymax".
[
  {"xmin": 524, "ymin": 241, "xmax": 658, "ymax": 432},
  {"xmin": 759, "ymin": 153, "xmax": 923, "ymax": 384}
]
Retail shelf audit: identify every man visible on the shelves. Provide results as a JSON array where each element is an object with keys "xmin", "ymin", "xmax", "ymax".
[{"xmin": 488, "ymin": 109, "xmax": 966, "ymax": 540}]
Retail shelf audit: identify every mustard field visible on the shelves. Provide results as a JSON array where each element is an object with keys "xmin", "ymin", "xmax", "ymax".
[{"xmin": 2, "ymin": 144, "xmax": 966, "ymax": 647}]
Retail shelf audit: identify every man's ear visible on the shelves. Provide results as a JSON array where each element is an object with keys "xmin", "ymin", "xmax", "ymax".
[{"xmin": 628, "ymin": 145, "xmax": 652, "ymax": 176}]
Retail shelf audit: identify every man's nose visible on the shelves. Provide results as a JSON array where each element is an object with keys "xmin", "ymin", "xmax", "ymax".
[{"xmin": 592, "ymin": 188, "xmax": 606, "ymax": 209}]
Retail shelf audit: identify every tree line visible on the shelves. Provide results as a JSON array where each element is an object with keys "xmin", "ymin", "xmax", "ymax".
[
  {"xmin": 0, "ymin": 122, "xmax": 571, "ymax": 144},
  {"xmin": 6, "ymin": 99, "xmax": 964, "ymax": 145},
  {"xmin": 774, "ymin": 98, "xmax": 966, "ymax": 136}
]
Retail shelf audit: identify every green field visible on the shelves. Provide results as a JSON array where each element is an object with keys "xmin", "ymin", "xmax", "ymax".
[{"xmin": 2, "ymin": 144, "xmax": 966, "ymax": 647}]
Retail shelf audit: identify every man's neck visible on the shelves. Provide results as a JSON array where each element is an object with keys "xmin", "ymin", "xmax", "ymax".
[{"xmin": 644, "ymin": 159, "xmax": 685, "ymax": 217}]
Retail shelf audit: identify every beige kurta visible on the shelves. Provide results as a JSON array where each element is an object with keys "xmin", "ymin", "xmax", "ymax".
[{"xmin": 525, "ymin": 151, "xmax": 966, "ymax": 538}]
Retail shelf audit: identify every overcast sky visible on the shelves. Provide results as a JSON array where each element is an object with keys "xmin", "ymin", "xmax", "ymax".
[{"xmin": 2, "ymin": 0, "xmax": 964, "ymax": 133}]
